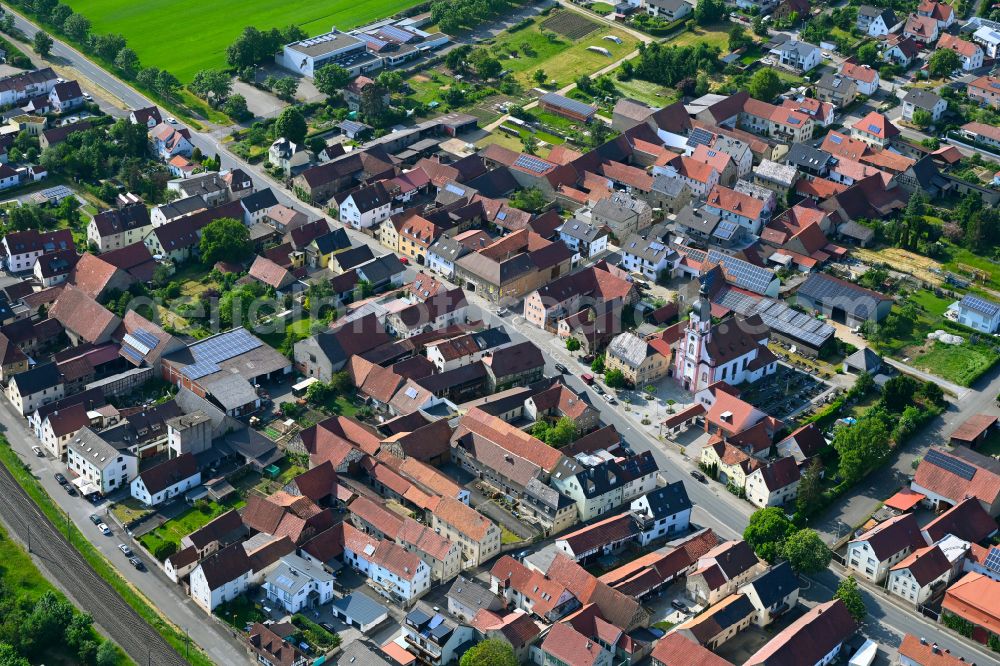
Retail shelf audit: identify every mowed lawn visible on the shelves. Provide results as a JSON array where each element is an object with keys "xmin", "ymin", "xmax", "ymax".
[
  {"xmin": 63, "ymin": 0, "xmax": 424, "ymax": 81},
  {"xmin": 489, "ymin": 23, "xmax": 637, "ymax": 89}
]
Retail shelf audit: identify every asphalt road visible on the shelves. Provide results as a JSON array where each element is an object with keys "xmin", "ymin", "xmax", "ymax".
[{"xmin": 5, "ymin": 6, "xmax": 1000, "ymax": 663}]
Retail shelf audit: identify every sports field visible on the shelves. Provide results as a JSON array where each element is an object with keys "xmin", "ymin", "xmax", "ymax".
[{"xmin": 63, "ymin": 0, "xmax": 423, "ymax": 81}]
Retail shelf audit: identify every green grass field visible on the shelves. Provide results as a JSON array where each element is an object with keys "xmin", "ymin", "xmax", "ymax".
[
  {"xmin": 488, "ymin": 20, "xmax": 637, "ymax": 89},
  {"xmin": 911, "ymin": 340, "xmax": 1000, "ymax": 387},
  {"xmin": 63, "ymin": 0, "xmax": 424, "ymax": 81},
  {"xmin": 140, "ymin": 497, "xmax": 245, "ymax": 557}
]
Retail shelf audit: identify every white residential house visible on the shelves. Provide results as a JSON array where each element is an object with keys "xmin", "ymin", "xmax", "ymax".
[
  {"xmin": 886, "ymin": 545, "xmax": 952, "ymax": 606},
  {"xmin": 630, "ymin": 482, "xmax": 692, "ymax": 546},
  {"xmin": 38, "ymin": 404, "xmax": 94, "ymax": 459},
  {"xmin": 846, "ymin": 513, "xmax": 925, "ymax": 583},
  {"xmin": 645, "ymin": 0, "xmax": 692, "ymax": 20},
  {"xmin": 939, "ymin": 34, "xmax": 985, "ymax": 71},
  {"xmin": 150, "ymin": 123, "xmax": 193, "ymax": 161},
  {"xmin": 343, "ymin": 525, "xmax": 432, "ymax": 605},
  {"xmin": 738, "ymin": 563, "xmax": 800, "ymax": 627},
  {"xmin": 1, "ymin": 228, "xmax": 73, "ymax": 273},
  {"xmin": 66, "ymin": 427, "xmax": 138, "ymax": 495},
  {"xmin": 857, "ymin": 6, "xmax": 898, "ymax": 36},
  {"xmin": 619, "ymin": 230, "xmax": 676, "ymax": 281},
  {"xmin": 951, "ymin": 294, "xmax": 1000, "ymax": 333},
  {"xmin": 262, "ymin": 554, "xmax": 335, "ymax": 613},
  {"xmin": 558, "ymin": 219, "xmax": 609, "ymax": 263},
  {"xmin": 129, "ymin": 452, "xmax": 201, "ymax": 506},
  {"xmin": 551, "ymin": 452, "xmax": 659, "ymax": 522},
  {"xmin": 774, "ymin": 40, "xmax": 822, "ymax": 73},
  {"xmin": 338, "ymin": 182, "xmax": 391, "ymax": 230},
  {"xmin": 189, "ymin": 544, "xmax": 253, "ymax": 613},
  {"xmin": 902, "ymin": 89, "xmax": 948, "ymax": 123},
  {"xmin": 745, "ymin": 457, "xmax": 800, "ymax": 508},
  {"xmin": 973, "ymin": 25, "xmax": 1000, "ymax": 59},
  {"xmin": 6, "ymin": 363, "xmax": 65, "ymax": 416}
]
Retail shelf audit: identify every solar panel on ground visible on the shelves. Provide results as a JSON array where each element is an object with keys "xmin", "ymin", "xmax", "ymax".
[{"xmin": 925, "ymin": 448, "xmax": 976, "ymax": 481}]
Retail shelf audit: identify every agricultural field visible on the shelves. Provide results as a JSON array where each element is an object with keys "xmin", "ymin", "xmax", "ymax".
[
  {"xmin": 62, "ymin": 0, "xmax": 425, "ymax": 81},
  {"xmin": 487, "ymin": 13, "xmax": 638, "ymax": 89}
]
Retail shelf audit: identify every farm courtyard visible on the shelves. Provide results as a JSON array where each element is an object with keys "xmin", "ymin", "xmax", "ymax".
[{"xmin": 61, "ymin": 0, "xmax": 425, "ymax": 80}]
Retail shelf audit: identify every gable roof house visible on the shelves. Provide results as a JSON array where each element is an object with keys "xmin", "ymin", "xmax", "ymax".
[
  {"xmin": 903, "ymin": 13, "xmax": 939, "ymax": 43},
  {"xmin": 912, "ymin": 446, "xmax": 1000, "ymax": 516},
  {"xmin": 744, "ymin": 599, "xmax": 857, "ymax": 666},
  {"xmin": 150, "ymin": 122, "xmax": 193, "ymax": 160},
  {"xmin": 887, "ymin": 544, "xmax": 953, "ymax": 606},
  {"xmin": 87, "ymin": 203, "xmax": 153, "ymax": 252},
  {"xmin": 738, "ymin": 562, "xmax": 799, "ymax": 627},
  {"xmin": 49, "ymin": 284, "xmax": 121, "ymax": 346},
  {"xmin": 130, "ymin": 452, "xmax": 201, "ymax": 506},
  {"xmin": 5, "ymin": 361, "xmax": 64, "ymax": 416},
  {"xmin": 686, "ymin": 540, "xmax": 763, "ymax": 607},
  {"xmin": 846, "ymin": 513, "xmax": 926, "ymax": 583},
  {"xmin": 1, "ymin": 228, "xmax": 74, "ymax": 272},
  {"xmin": 857, "ymin": 5, "xmax": 898, "ymax": 36}
]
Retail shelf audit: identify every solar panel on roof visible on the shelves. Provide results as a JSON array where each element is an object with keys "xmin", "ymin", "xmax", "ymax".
[
  {"xmin": 961, "ymin": 294, "xmax": 1000, "ymax": 317},
  {"xmin": 925, "ymin": 448, "xmax": 976, "ymax": 481},
  {"xmin": 379, "ymin": 25, "xmax": 417, "ymax": 42},
  {"xmin": 123, "ymin": 334, "xmax": 153, "ymax": 357},
  {"xmin": 121, "ymin": 346, "xmax": 144, "ymax": 363},
  {"xmin": 688, "ymin": 128, "xmax": 714, "ymax": 148},
  {"xmin": 359, "ymin": 34, "xmax": 389, "ymax": 49},
  {"xmin": 830, "ymin": 135, "xmax": 842, "ymax": 144},
  {"xmin": 713, "ymin": 221, "xmax": 738, "ymax": 241},
  {"xmin": 867, "ymin": 123, "xmax": 881, "ymax": 134},
  {"xmin": 708, "ymin": 250, "xmax": 775, "ymax": 295},
  {"xmin": 984, "ymin": 546, "xmax": 1000, "ymax": 572},
  {"xmin": 132, "ymin": 328, "xmax": 160, "ymax": 350},
  {"xmin": 540, "ymin": 93, "xmax": 596, "ymax": 117},
  {"xmin": 181, "ymin": 328, "xmax": 263, "ymax": 380},
  {"xmin": 513, "ymin": 154, "xmax": 553, "ymax": 174}
]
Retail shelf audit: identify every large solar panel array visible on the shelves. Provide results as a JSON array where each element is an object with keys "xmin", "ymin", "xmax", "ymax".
[
  {"xmin": 358, "ymin": 34, "xmax": 389, "ymax": 49},
  {"xmin": 540, "ymin": 92, "xmax": 596, "ymax": 117},
  {"xmin": 379, "ymin": 25, "xmax": 418, "ymax": 43},
  {"xmin": 713, "ymin": 221, "xmax": 738, "ymax": 241},
  {"xmin": 707, "ymin": 250, "xmax": 775, "ymax": 295},
  {"xmin": 960, "ymin": 294, "xmax": 1000, "ymax": 317},
  {"xmin": 717, "ymin": 289, "xmax": 834, "ymax": 348},
  {"xmin": 925, "ymin": 448, "xmax": 976, "ymax": 481},
  {"xmin": 513, "ymin": 154, "xmax": 554, "ymax": 174},
  {"xmin": 181, "ymin": 328, "xmax": 263, "ymax": 380}
]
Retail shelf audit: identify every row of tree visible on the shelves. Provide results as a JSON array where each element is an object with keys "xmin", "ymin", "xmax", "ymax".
[{"xmin": 430, "ymin": 0, "xmax": 522, "ymax": 36}]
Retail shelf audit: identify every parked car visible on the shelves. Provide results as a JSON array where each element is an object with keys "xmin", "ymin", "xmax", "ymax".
[
  {"xmin": 31, "ymin": 446, "xmax": 43, "ymax": 457},
  {"xmin": 604, "ymin": 394, "xmax": 617, "ymax": 405},
  {"xmin": 320, "ymin": 623, "xmax": 336, "ymax": 634},
  {"xmin": 98, "ymin": 523, "xmax": 111, "ymax": 536},
  {"xmin": 671, "ymin": 600, "xmax": 688, "ymax": 612},
  {"xmin": 554, "ymin": 363, "xmax": 568, "ymax": 374},
  {"xmin": 89, "ymin": 514, "xmax": 102, "ymax": 525},
  {"xmin": 496, "ymin": 307, "xmax": 509, "ymax": 317},
  {"xmin": 118, "ymin": 544, "xmax": 133, "ymax": 556},
  {"xmin": 690, "ymin": 470, "xmax": 707, "ymax": 483},
  {"xmin": 166, "ymin": 116, "xmax": 177, "ymax": 124},
  {"xmin": 54, "ymin": 473, "xmax": 67, "ymax": 485},
  {"xmin": 593, "ymin": 384, "xmax": 605, "ymax": 395},
  {"xmin": 581, "ymin": 373, "xmax": 595, "ymax": 385},
  {"xmin": 129, "ymin": 556, "xmax": 145, "ymax": 571},
  {"xmin": 63, "ymin": 483, "xmax": 77, "ymax": 496}
]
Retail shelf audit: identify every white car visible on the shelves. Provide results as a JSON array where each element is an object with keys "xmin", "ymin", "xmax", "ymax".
[
  {"xmin": 98, "ymin": 523, "xmax": 111, "ymax": 536},
  {"xmin": 31, "ymin": 446, "xmax": 43, "ymax": 457},
  {"xmin": 166, "ymin": 117, "xmax": 177, "ymax": 124}
]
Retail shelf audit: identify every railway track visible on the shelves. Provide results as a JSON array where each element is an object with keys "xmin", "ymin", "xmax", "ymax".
[{"xmin": 0, "ymin": 461, "xmax": 190, "ymax": 666}]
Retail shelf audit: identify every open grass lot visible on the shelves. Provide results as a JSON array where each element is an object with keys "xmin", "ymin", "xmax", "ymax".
[
  {"xmin": 613, "ymin": 77, "xmax": 677, "ymax": 107},
  {"xmin": 941, "ymin": 243, "xmax": 1000, "ymax": 294},
  {"xmin": 62, "ymin": 0, "xmax": 425, "ymax": 81},
  {"xmin": 909, "ymin": 289, "xmax": 953, "ymax": 317},
  {"xmin": 911, "ymin": 340, "xmax": 1000, "ymax": 387},
  {"xmin": 667, "ymin": 23, "xmax": 730, "ymax": 49},
  {"xmin": 139, "ymin": 496, "xmax": 246, "ymax": 557},
  {"xmin": 487, "ymin": 15, "xmax": 637, "ymax": 89}
]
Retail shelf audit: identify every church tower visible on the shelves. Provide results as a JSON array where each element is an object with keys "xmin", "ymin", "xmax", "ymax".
[{"xmin": 675, "ymin": 279, "xmax": 713, "ymax": 391}]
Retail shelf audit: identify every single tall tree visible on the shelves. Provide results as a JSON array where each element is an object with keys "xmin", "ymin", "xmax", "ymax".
[{"xmin": 834, "ymin": 575, "xmax": 867, "ymax": 623}]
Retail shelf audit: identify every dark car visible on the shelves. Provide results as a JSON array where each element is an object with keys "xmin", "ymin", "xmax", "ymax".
[
  {"xmin": 671, "ymin": 600, "xmax": 688, "ymax": 612},
  {"xmin": 320, "ymin": 623, "xmax": 336, "ymax": 634},
  {"xmin": 54, "ymin": 473, "xmax": 67, "ymax": 485},
  {"xmin": 89, "ymin": 514, "xmax": 102, "ymax": 525},
  {"xmin": 64, "ymin": 484, "xmax": 77, "ymax": 496},
  {"xmin": 554, "ymin": 363, "xmax": 568, "ymax": 374},
  {"xmin": 689, "ymin": 470, "xmax": 707, "ymax": 483},
  {"xmin": 129, "ymin": 556, "xmax": 145, "ymax": 571}
]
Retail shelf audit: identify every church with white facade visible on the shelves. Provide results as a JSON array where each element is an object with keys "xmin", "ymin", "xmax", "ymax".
[{"xmin": 674, "ymin": 281, "xmax": 779, "ymax": 393}]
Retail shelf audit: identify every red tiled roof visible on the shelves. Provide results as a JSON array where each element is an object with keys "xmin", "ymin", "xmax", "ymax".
[
  {"xmin": 891, "ymin": 544, "xmax": 950, "ymax": 586},
  {"xmin": 840, "ymin": 61, "xmax": 878, "ymax": 84},
  {"xmin": 651, "ymin": 632, "xmax": 734, "ymax": 666},
  {"xmin": 942, "ymin": 573, "xmax": 1000, "ymax": 636},
  {"xmin": 913, "ymin": 446, "xmax": 1000, "ymax": 507},
  {"xmin": 541, "ymin": 622, "xmax": 604, "ymax": 666},
  {"xmin": 898, "ymin": 633, "xmax": 967, "ymax": 666},
  {"xmin": 950, "ymin": 413, "xmax": 997, "ymax": 444}
]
